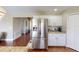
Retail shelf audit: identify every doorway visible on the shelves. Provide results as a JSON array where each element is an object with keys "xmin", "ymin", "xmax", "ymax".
[{"xmin": 13, "ymin": 17, "xmax": 32, "ymax": 46}]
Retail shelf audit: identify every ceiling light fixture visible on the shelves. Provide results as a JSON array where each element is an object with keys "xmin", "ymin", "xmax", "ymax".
[
  {"xmin": 0, "ymin": 10, "xmax": 6, "ymax": 21},
  {"xmin": 0, "ymin": 11, "xmax": 6, "ymax": 16},
  {"xmin": 54, "ymin": 8, "xmax": 58, "ymax": 11}
]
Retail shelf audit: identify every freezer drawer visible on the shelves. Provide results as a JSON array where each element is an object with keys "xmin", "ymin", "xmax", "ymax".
[{"xmin": 32, "ymin": 37, "xmax": 40, "ymax": 49}]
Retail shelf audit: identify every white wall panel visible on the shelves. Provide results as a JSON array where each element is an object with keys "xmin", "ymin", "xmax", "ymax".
[{"xmin": 67, "ymin": 13, "xmax": 79, "ymax": 51}]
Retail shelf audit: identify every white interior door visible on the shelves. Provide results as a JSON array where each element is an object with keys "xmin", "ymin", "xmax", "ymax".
[{"xmin": 67, "ymin": 14, "xmax": 79, "ymax": 51}]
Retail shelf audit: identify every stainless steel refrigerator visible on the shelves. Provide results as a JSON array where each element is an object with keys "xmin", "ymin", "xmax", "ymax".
[{"xmin": 31, "ymin": 17, "xmax": 48, "ymax": 49}]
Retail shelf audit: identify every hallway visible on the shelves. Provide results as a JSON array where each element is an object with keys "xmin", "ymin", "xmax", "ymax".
[{"xmin": 13, "ymin": 33, "xmax": 30, "ymax": 46}]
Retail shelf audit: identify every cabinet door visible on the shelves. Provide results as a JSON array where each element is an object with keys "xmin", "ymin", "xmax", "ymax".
[
  {"xmin": 56, "ymin": 38, "xmax": 65, "ymax": 46},
  {"xmin": 56, "ymin": 34, "xmax": 65, "ymax": 46},
  {"xmin": 48, "ymin": 37, "xmax": 56, "ymax": 46},
  {"xmin": 48, "ymin": 16, "xmax": 62, "ymax": 26},
  {"xmin": 48, "ymin": 34, "xmax": 56, "ymax": 46}
]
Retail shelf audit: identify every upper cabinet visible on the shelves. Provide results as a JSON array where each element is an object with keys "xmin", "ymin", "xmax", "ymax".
[
  {"xmin": 32, "ymin": 16, "xmax": 62, "ymax": 27},
  {"xmin": 48, "ymin": 16, "xmax": 62, "ymax": 26}
]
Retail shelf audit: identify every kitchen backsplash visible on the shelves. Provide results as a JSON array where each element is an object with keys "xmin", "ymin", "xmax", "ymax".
[{"xmin": 48, "ymin": 26, "xmax": 63, "ymax": 32}]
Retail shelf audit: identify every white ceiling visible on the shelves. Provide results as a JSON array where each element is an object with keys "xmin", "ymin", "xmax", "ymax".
[{"xmin": 3, "ymin": 6, "xmax": 79, "ymax": 15}]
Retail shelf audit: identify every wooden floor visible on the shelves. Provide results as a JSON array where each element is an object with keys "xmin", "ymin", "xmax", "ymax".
[
  {"xmin": 0, "ymin": 33, "xmax": 77, "ymax": 52},
  {"xmin": 28, "ymin": 46, "xmax": 77, "ymax": 52},
  {"xmin": 13, "ymin": 33, "xmax": 30, "ymax": 46},
  {"xmin": 0, "ymin": 41, "xmax": 6, "ymax": 46}
]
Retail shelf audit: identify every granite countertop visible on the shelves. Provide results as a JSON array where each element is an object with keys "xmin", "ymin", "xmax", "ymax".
[{"xmin": 48, "ymin": 32, "xmax": 65, "ymax": 34}]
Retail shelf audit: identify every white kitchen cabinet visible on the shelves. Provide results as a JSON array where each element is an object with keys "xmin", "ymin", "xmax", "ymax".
[
  {"xmin": 56, "ymin": 36, "xmax": 65, "ymax": 46},
  {"xmin": 48, "ymin": 33, "xmax": 66, "ymax": 46},
  {"xmin": 48, "ymin": 16, "xmax": 62, "ymax": 26},
  {"xmin": 48, "ymin": 37, "xmax": 56, "ymax": 46}
]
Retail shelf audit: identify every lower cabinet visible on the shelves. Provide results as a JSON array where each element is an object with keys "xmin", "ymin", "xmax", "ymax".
[
  {"xmin": 48, "ymin": 33, "xmax": 66, "ymax": 46},
  {"xmin": 48, "ymin": 37, "xmax": 56, "ymax": 46},
  {"xmin": 56, "ymin": 37, "xmax": 65, "ymax": 46}
]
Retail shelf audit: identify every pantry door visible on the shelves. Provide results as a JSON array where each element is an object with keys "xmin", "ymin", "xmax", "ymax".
[{"xmin": 67, "ymin": 13, "xmax": 79, "ymax": 51}]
